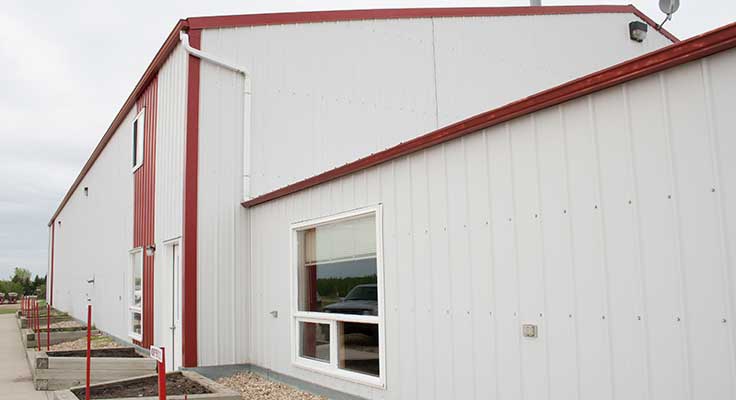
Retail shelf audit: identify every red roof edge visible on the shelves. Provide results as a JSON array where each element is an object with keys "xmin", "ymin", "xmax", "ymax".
[
  {"xmin": 187, "ymin": 5, "xmax": 676, "ymax": 42},
  {"xmin": 242, "ymin": 21, "xmax": 736, "ymax": 209},
  {"xmin": 47, "ymin": 20, "xmax": 188, "ymax": 226},
  {"xmin": 48, "ymin": 5, "xmax": 677, "ymax": 225}
]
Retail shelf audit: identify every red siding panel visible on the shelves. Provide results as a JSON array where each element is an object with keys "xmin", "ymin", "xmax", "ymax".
[
  {"xmin": 134, "ymin": 77, "xmax": 158, "ymax": 348},
  {"xmin": 182, "ymin": 29, "xmax": 201, "ymax": 368}
]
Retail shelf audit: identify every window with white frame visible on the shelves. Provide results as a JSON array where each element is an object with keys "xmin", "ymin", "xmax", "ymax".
[
  {"xmin": 292, "ymin": 206, "xmax": 384, "ymax": 386},
  {"xmin": 131, "ymin": 108, "xmax": 145, "ymax": 171},
  {"xmin": 129, "ymin": 248, "xmax": 143, "ymax": 340}
]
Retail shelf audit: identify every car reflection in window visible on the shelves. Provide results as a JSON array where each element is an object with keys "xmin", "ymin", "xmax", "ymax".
[{"xmin": 323, "ymin": 284, "xmax": 377, "ymax": 316}]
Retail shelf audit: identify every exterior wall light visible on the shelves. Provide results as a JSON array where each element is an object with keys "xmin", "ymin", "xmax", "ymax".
[
  {"xmin": 145, "ymin": 245, "xmax": 156, "ymax": 257},
  {"xmin": 629, "ymin": 21, "xmax": 648, "ymax": 42}
]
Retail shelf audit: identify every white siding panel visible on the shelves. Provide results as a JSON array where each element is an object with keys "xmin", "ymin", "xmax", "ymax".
[
  {"xmin": 153, "ymin": 44, "xmax": 188, "ymax": 362},
  {"xmin": 245, "ymin": 48, "xmax": 736, "ymax": 400},
  {"xmin": 200, "ymin": 13, "xmax": 672, "ymax": 201},
  {"xmin": 52, "ymin": 109, "xmax": 136, "ymax": 341},
  {"xmin": 197, "ymin": 58, "xmax": 250, "ymax": 366}
]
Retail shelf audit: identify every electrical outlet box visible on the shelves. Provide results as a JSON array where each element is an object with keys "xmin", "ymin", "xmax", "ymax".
[{"xmin": 522, "ymin": 324, "xmax": 538, "ymax": 338}]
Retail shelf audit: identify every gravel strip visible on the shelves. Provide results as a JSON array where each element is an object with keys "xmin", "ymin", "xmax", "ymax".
[
  {"xmin": 49, "ymin": 320, "xmax": 84, "ymax": 329},
  {"xmin": 217, "ymin": 372, "xmax": 326, "ymax": 400},
  {"xmin": 48, "ymin": 333, "xmax": 124, "ymax": 351}
]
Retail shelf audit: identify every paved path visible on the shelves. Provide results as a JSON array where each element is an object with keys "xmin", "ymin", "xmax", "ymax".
[{"xmin": 0, "ymin": 314, "xmax": 52, "ymax": 399}]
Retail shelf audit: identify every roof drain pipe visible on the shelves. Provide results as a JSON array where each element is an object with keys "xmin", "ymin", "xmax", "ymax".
[{"xmin": 180, "ymin": 30, "xmax": 253, "ymax": 201}]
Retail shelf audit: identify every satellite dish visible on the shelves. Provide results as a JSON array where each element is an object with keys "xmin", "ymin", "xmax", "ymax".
[{"xmin": 659, "ymin": 0, "xmax": 680, "ymax": 16}]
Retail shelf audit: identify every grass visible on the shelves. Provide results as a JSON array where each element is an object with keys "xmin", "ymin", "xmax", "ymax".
[{"xmin": 0, "ymin": 308, "xmax": 17, "ymax": 315}]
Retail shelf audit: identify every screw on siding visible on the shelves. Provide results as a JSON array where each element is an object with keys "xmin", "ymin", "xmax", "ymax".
[
  {"xmin": 508, "ymin": 218, "xmax": 513, "ymax": 222},
  {"xmin": 594, "ymin": 205, "xmax": 599, "ymax": 209},
  {"xmin": 539, "ymin": 313, "xmax": 543, "ymax": 317},
  {"xmin": 534, "ymin": 213, "xmax": 539, "ymax": 219},
  {"xmin": 712, "ymin": 188, "xmax": 717, "ymax": 193},
  {"xmin": 637, "ymin": 315, "xmax": 642, "ymax": 320},
  {"xmin": 676, "ymin": 316, "xmax": 681, "ymax": 322},
  {"xmin": 628, "ymin": 200, "xmax": 633, "ymax": 205},
  {"xmin": 667, "ymin": 194, "xmax": 672, "ymax": 199},
  {"xmin": 563, "ymin": 209, "xmax": 568, "ymax": 214},
  {"xmin": 602, "ymin": 315, "xmax": 606, "ymax": 320},
  {"xmin": 568, "ymin": 314, "xmax": 573, "ymax": 318},
  {"xmin": 514, "ymin": 312, "xmax": 518, "ymax": 317},
  {"xmin": 722, "ymin": 318, "xmax": 727, "ymax": 323}
]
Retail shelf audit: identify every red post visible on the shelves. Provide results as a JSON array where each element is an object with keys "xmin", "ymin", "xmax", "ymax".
[
  {"xmin": 159, "ymin": 347, "xmax": 166, "ymax": 400},
  {"xmin": 47, "ymin": 304, "xmax": 51, "ymax": 351},
  {"xmin": 86, "ymin": 304, "xmax": 91, "ymax": 400},
  {"xmin": 35, "ymin": 301, "xmax": 40, "ymax": 351}
]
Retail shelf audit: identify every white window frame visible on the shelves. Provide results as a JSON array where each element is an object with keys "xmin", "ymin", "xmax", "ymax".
[
  {"xmin": 290, "ymin": 205, "xmax": 386, "ymax": 388},
  {"xmin": 129, "ymin": 247, "xmax": 144, "ymax": 341},
  {"xmin": 131, "ymin": 108, "xmax": 145, "ymax": 172}
]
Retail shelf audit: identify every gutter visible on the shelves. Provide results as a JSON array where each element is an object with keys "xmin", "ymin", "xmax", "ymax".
[{"xmin": 180, "ymin": 31, "xmax": 253, "ymax": 201}]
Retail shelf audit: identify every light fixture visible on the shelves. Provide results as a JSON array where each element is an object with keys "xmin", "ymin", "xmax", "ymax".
[
  {"xmin": 145, "ymin": 245, "xmax": 156, "ymax": 257},
  {"xmin": 629, "ymin": 21, "xmax": 648, "ymax": 42}
]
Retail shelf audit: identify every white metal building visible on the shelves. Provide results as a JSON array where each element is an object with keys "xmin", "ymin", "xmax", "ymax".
[{"xmin": 47, "ymin": 5, "xmax": 736, "ymax": 400}]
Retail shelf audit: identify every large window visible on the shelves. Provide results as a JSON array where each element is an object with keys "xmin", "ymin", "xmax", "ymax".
[
  {"xmin": 291, "ymin": 206, "xmax": 384, "ymax": 387},
  {"xmin": 129, "ymin": 248, "xmax": 143, "ymax": 341},
  {"xmin": 131, "ymin": 108, "xmax": 145, "ymax": 171}
]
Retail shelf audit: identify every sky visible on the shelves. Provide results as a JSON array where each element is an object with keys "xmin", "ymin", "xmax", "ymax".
[{"xmin": 0, "ymin": 0, "xmax": 734, "ymax": 280}]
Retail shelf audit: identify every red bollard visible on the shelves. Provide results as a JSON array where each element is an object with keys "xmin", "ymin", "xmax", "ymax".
[
  {"xmin": 47, "ymin": 304, "xmax": 51, "ymax": 351},
  {"xmin": 36, "ymin": 301, "xmax": 41, "ymax": 351},
  {"xmin": 159, "ymin": 347, "xmax": 166, "ymax": 400},
  {"xmin": 86, "ymin": 304, "xmax": 91, "ymax": 400}
]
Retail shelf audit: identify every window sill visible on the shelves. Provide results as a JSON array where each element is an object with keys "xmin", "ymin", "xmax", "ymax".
[
  {"xmin": 293, "ymin": 357, "xmax": 384, "ymax": 389},
  {"xmin": 131, "ymin": 163, "xmax": 144, "ymax": 174},
  {"xmin": 128, "ymin": 332, "xmax": 142, "ymax": 342}
]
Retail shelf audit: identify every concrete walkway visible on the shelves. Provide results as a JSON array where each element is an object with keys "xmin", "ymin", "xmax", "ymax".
[{"xmin": 0, "ymin": 314, "xmax": 51, "ymax": 399}]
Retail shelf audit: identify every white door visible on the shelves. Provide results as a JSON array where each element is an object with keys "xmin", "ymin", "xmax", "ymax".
[{"xmin": 170, "ymin": 243, "xmax": 182, "ymax": 370}]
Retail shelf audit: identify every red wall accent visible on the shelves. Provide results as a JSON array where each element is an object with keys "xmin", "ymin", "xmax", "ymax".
[
  {"xmin": 134, "ymin": 77, "xmax": 158, "ymax": 348},
  {"xmin": 182, "ymin": 28, "xmax": 201, "ymax": 368}
]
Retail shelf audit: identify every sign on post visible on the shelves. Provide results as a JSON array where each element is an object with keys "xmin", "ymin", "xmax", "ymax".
[{"xmin": 150, "ymin": 345, "xmax": 166, "ymax": 400}]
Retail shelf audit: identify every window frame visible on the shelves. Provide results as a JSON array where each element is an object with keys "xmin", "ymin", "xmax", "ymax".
[
  {"xmin": 131, "ymin": 108, "xmax": 145, "ymax": 172},
  {"xmin": 289, "ymin": 205, "xmax": 386, "ymax": 388},
  {"xmin": 129, "ymin": 247, "xmax": 144, "ymax": 341}
]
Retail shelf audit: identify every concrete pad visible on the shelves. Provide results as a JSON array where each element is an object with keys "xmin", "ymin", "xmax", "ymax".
[{"xmin": 0, "ymin": 314, "xmax": 53, "ymax": 399}]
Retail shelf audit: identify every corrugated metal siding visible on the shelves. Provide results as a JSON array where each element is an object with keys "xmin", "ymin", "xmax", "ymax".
[
  {"xmin": 199, "ymin": 13, "xmax": 672, "ymax": 201},
  {"xmin": 155, "ymin": 45, "xmax": 187, "ymax": 242},
  {"xmin": 246, "ymin": 48, "xmax": 736, "ymax": 399},
  {"xmin": 153, "ymin": 44, "xmax": 188, "ymax": 360},
  {"xmin": 51, "ymin": 109, "xmax": 137, "ymax": 341},
  {"xmin": 134, "ymin": 78, "xmax": 158, "ymax": 348},
  {"xmin": 196, "ymin": 59, "xmax": 250, "ymax": 366}
]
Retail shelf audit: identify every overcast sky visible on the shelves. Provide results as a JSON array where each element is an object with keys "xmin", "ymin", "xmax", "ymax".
[{"xmin": 0, "ymin": 0, "xmax": 734, "ymax": 280}]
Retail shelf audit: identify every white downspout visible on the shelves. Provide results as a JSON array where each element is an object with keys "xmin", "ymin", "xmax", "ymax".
[{"xmin": 180, "ymin": 30, "xmax": 253, "ymax": 201}]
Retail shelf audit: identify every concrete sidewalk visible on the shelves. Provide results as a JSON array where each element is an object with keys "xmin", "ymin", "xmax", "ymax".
[{"xmin": 0, "ymin": 314, "xmax": 51, "ymax": 399}]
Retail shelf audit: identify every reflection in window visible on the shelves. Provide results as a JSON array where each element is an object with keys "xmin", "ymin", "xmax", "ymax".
[
  {"xmin": 338, "ymin": 321, "xmax": 379, "ymax": 377},
  {"xmin": 298, "ymin": 215, "xmax": 378, "ymax": 316},
  {"xmin": 299, "ymin": 321, "xmax": 330, "ymax": 363}
]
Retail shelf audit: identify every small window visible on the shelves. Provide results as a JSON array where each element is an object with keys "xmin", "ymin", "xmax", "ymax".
[
  {"xmin": 132, "ymin": 108, "xmax": 145, "ymax": 171},
  {"xmin": 129, "ymin": 248, "xmax": 143, "ymax": 341},
  {"xmin": 292, "ymin": 206, "xmax": 384, "ymax": 386}
]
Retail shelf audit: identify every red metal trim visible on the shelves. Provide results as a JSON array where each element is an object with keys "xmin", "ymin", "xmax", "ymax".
[
  {"xmin": 243, "ymin": 21, "xmax": 736, "ymax": 208},
  {"xmin": 49, "ymin": 6, "xmax": 675, "ymax": 227},
  {"xmin": 49, "ymin": 222, "xmax": 55, "ymax": 306},
  {"xmin": 182, "ymin": 28, "xmax": 201, "ymax": 368},
  {"xmin": 47, "ymin": 20, "xmax": 188, "ymax": 227},
  {"xmin": 189, "ymin": 5, "xmax": 636, "ymax": 29},
  {"xmin": 630, "ymin": 7, "xmax": 679, "ymax": 43},
  {"xmin": 134, "ymin": 77, "xmax": 158, "ymax": 348}
]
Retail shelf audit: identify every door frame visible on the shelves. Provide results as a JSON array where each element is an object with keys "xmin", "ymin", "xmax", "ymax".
[{"xmin": 163, "ymin": 237, "xmax": 182, "ymax": 371}]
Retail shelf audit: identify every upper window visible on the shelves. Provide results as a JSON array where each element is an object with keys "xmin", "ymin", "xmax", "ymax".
[
  {"xmin": 129, "ymin": 248, "xmax": 143, "ymax": 341},
  {"xmin": 132, "ymin": 108, "xmax": 145, "ymax": 171},
  {"xmin": 292, "ymin": 206, "xmax": 384, "ymax": 387}
]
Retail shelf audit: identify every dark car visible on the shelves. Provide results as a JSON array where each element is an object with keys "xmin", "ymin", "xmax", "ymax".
[{"xmin": 323, "ymin": 284, "xmax": 378, "ymax": 316}]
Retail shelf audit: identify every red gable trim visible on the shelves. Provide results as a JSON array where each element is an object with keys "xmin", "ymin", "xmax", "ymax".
[
  {"xmin": 187, "ymin": 5, "xmax": 677, "ymax": 42},
  {"xmin": 242, "ymin": 21, "xmax": 736, "ymax": 209},
  {"xmin": 47, "ymin": 20, "xmax": 188, "ymax": 226},
  {"xmin": 48, "ymin": 6, "xmax": 676, "ymax": 226}
]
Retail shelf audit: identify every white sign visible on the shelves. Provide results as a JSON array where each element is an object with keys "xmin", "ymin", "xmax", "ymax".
[{"xmin": 150, "ymin": 345, "xmax": 164, "ymax": 362}]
